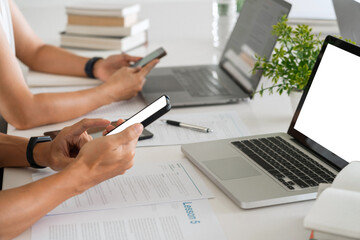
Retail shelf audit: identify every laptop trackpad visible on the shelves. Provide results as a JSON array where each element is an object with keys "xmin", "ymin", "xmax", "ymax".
[
  {"xmin": 145, "ymin": 75, "xmax": 184, "ymax": 92},
  {"xmin": 204, "ymin": 158, "xmax": 261, "ymax": 180}
]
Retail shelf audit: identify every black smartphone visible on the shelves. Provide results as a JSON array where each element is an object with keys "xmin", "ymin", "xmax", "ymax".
[
  {"xmin": 88, "ymin": 127, "xmax": 154, "ymax": 140},
  {"xmin": 131, "ymin": 47, "xmax": 167, "ymax": 68},
  {"xmin": 106, "ymin": 95, "xmax": 171, "ymax": 136}
]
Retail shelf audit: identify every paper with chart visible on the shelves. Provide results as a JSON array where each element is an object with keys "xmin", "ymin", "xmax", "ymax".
[
  {"xmin": 32, "ymin": 160, "xmax": 213, "ymax": 215},
  {"xmin": 32, "ymin": 199, "xmax": 227, "ymax": 240},
  {"xmin": 137, "ymin": 111, "xmax": 249, "ymax": 146}
]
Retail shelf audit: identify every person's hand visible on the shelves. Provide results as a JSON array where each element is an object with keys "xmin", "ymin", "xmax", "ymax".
[
  {"xmin": 103, "ymin": 119, "xmax": 125, "ymax": 135},
  {"xmin": 65, "ymin": 123, "xmax": 143, "ymax": 192},
  {"xmin": 103, "ymin": 58, "xmax": 159, "ymax": 101},
  {"xmin": 35, "ymin": 118, "xmax": 111, "ymax": 171},
  {"xmin": 93, "ymin": 54, "xmax": 142, "ymax": 81}
]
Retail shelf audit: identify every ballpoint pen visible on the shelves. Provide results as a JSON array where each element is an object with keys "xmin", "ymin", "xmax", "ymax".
[{"xmin": 162, "ymin": 119, "xmax": 213, "ymax": 133}]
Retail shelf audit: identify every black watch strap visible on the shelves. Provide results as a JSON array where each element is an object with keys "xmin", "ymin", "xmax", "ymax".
[
  {"xmin": 26, "ymin": 136, "xmax": 52, "ymax": 169},
  {"xmin": 84, "ymin": 57, "xmax": 103, "ymax": 79}
]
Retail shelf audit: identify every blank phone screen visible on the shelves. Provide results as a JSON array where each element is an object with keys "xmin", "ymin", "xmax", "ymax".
[{"xmin": 106, "ymin": 96, "xmax": 167, "ymax": 136}]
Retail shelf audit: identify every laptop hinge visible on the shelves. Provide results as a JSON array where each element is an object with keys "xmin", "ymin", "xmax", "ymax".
[{"xmin": 290, "ymin": 138, "xmax": 341, "ymax": 172}]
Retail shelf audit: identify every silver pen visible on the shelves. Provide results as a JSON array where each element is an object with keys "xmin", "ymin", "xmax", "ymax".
[{"xmin": 162, "ymin": 119, "xmax": 213, "ymax": 133}]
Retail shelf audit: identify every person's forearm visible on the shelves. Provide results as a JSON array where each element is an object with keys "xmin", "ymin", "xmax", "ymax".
[
  {"xmin": 0, "ymin": 134, "xmax": 52, "ymax": 168},
  {"xmin": 0, "ymin": 39, "xmax": 114, "ymax": 129},
  {"xmin": 0, "ymin": 134, "xmax": 28, "ymax": 167},
  {"xmin": 9, "ymin": 0, "xmax": 89, "ymax": 78},
  {"xmin": 0, "ymin": 170, "xmax": 83, "ymax": 239},
  {"xmin": 4, "ymin": 85, "xmax": 113, "ymax": 130},
  {"xmin": 0, "ymin": 33, "xmax": 114, "ymax": 129},
  {"xmin": 25, "ymin": 44, "xmax": 90, "ymax": 77}
]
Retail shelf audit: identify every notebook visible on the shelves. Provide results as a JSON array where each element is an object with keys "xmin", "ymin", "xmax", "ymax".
[
  {"xmin": 181, "ymin": 36, "xmax": 359, "ymax": 209},
  {"xmin": 332, "ymin": 0, "xmax": 360, "ymax": 43},
  {"xmin": 141, "ymin": 0, "xmax": 291, "ymax": 107}
]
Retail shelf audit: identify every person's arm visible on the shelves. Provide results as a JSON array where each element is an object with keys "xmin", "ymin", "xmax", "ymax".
[
  {"xmin": 9, "ymin": 0, "xmax": 142, "ymax": 81},
  {"xmin": 0, "ymin": 118, "xmax": 110, "ymax": 168},
  {"xmin": 0, "ymin": 119, "xmax": 143, "ymax": 239},
  {"xmin": 0, "ymin": 13, "xmax": 158, "ymax": 130},
  {"xmin": 9, "ymin": 0, "xmax": 87, "ymax": 77},
  {"xmin": 0, "ymin": 31, "xmax": 111, "ymax": 129},
  {"xmin": 0, "ymin": 0, "xmax": 159, "ymax": 130},
  {"xmin": 0, "ymin": 170, "xmax": 84, "ymax": 239}
]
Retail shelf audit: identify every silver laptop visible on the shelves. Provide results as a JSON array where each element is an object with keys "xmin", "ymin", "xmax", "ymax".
[
  {"xmin": 142, "ymin": 0, "xmax": 291, "ymax": 107},
  {"xmin": 182, "ymin": 36, "xmax": 358, "ymax": 209},
  {"xmin": 332, "ymin": 0, "xmax": 360, "ymax": 43}
]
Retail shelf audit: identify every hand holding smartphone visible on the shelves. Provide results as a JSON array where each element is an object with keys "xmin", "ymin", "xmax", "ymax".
[
  {"xmin": 44, "ymin": 122, "xmax": 154, "ymax": 140},
  {"xmin": 131, "ymin": 47, "xmax": 167, "ymax": 68},
  {"xmin": 45, "ymin": 95, "xmax": 170, "ymax": 140},
  {"xmin": 106, "ymin": 95, "xmax": 171, "ymax": 136}
]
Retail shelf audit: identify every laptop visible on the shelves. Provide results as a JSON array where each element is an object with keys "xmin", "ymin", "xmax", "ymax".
[
  {"xmin": 181, "ymin": 36, "xmax": 359, "ymax": 209},
  {"xmin": 332, "ymin": 0, "xmax": 360, "ymax": 44},
  {"xmin": 141, "ymin": 0, "xmax": 291, "ymax": 107}
]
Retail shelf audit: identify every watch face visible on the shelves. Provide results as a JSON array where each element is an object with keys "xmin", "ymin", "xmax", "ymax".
[{"xmin": 36, "ymin": 136, "xmax": 53, "ymax": 142}]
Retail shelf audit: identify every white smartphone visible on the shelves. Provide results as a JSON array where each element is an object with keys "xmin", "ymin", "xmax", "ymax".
[{"xmin": 106, "ymin": 95, "xmax": 171, "ymax": 136}]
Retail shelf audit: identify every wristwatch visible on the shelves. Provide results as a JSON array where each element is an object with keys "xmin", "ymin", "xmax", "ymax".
[
  {"xmin": 26, "ymin": 136, "xmax": 52, "ymax": 169},
  {"xmin": 84, "ymin": 57, "xmax": 103, "ymax": 79}
]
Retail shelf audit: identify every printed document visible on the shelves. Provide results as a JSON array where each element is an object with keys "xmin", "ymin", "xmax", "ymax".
[
  {"xmin": 32, "ymin": 160, "xmax": 213, "ymax": 215},
  {"xmin": 32, "ymin": 199, "xmax": 227, "ymax": 240},
  {"xmin": 138, "ymin": 111, "xmax": 249, "ymax": 146}
]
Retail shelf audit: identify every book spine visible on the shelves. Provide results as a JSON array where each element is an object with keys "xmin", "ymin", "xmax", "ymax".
[
  {"xmin": 65, "ymin": 4, "xmax": 141, "ymax": 17},
  {"xmin": 65, "ymin": 19, "xmax": 149, "ymax": 37},
  {"xmin": 67, "ymin": 14, "xmax": 138, "ymax": 27},
  {"xmin": 309, "ymin": 230, "xmax": 317, "ymax": 240},
  {"xmin": 60, "ymin": 31, "xmax": 147, "ymax": 51}
]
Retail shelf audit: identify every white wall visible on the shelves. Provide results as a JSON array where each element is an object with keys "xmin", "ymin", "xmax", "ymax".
[
  {"xmin": 14, "ymin": 0, "xmax": 211, "ymax": 7},
  {"xmin": 14, "ymin": 0, "xmax": 336, "ymax": 19},
  {"xmin": 287, "ymin": 0, "xmax": 335, "ymax": 19},
  {"xmin": 12, "ymin": 0, "xmax": 214, "ymax": 46},
  {"xmin": 13, "ymin": 0, "xmax": 336, "ymax": 47}
]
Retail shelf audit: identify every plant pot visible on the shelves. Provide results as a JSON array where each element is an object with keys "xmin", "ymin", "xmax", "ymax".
[{"xmin": 289, "ymin": 90, "xmax": 303, "ymax": 112}]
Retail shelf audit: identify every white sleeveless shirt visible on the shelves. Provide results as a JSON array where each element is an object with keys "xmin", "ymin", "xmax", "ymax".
[{"xmin": 0, "ymin": 0, "xmax": 15, "ymax": 53}]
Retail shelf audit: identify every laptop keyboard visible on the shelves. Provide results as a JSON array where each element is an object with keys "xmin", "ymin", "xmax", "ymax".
[
  {"xmin": 173, "ymin": 68, "xmax": 230, "ymax": 97},
  {"xmin": 231, "ymin": 136, "xmax": 337, "ymax": 190}
]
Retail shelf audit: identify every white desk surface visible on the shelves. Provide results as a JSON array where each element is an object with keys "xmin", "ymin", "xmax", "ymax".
[
  {"xmin": 3, "ymin": 1, "xmax": 328, "ymax": 239},
  {"xmin": 4, "ymin": 95, "xmax": 314, "ymax": 240}
]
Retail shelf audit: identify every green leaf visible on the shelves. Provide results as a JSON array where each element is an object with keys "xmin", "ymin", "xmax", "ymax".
[{"xmin": 250, "ymin": 15, "xmax": 355, "ymax": 96}]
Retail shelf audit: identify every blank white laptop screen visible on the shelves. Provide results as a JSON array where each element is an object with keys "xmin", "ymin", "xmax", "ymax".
[{"xmin": 294, "ymin": 44, "xmax": 360, "ymax": 163}]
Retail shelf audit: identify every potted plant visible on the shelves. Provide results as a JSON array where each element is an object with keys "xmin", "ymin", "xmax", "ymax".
[
  {"xmin": 252, "ymin": 16, "xmax": 355, "ymax": 109},
  {"xmin": 253, "ymin": 16, "xmax": 323, "ymax": 95}
]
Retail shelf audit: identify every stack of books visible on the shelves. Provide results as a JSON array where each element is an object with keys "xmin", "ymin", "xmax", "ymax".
[{"xmin": 60, "ymin": 3, "xmax": 149, "ymax": 51}]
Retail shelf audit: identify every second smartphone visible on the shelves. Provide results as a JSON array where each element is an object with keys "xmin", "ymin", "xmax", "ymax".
[{"xmin": 131, "ymin": 47, "xmax": 167, "ymax": 68}]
